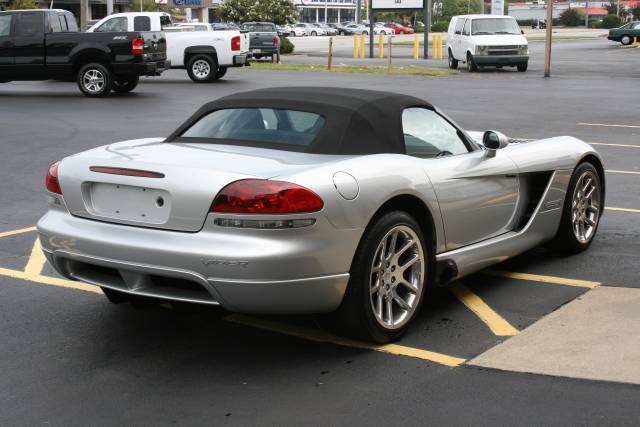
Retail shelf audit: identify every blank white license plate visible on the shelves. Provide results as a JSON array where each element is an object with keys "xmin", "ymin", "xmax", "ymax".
[
  {"xmin": 89, "ymin": 183, "xmax": 171, "ymax": 224},
  {"xmin": 253, "ymin": 49, "xmax": 262, "ymax": 53}
]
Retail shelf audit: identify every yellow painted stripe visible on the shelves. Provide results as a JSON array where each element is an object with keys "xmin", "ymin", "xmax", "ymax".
[
  {"xmin": 23, "ymin": 238, "xmax": 46, "ymax": 276},
  {"xmin": 578, "ymin": 122, "xmax": 640, "ymax": 129},
  {"xmin": 606, "ymin": 169, "xmax": 640, "ymax": 175},
  {"xmin": 606, "ymin": 207, "xmax": 640, "ymax": 213},
  {"xmin": 225, "ymin": 313, "xmax": 466, "ymax": 367},
  {"xmin": 0, "ymin": 226, "xmax": 37, "ymax": 239},
  {"xmin": 0, "ymin": 267, "xmax": 102, "ymax": 294},
  {"xmin": 448, "ymin": 281, "xmax": 519, "ymax": 337},
  {"xmin": 590, "ymin": 142, "xmax": 640, "ymax": 149},
  {"xmin": 486, "ymin": 270, "xmax": 600, "ymax": 289}
]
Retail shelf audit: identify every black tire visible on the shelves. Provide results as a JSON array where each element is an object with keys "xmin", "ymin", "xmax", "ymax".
[
  {"xmin": 620, "ymin": 35, "xmax": 632, "ymax": 45},
  {"xmin": 102, "ymin": 287, "xmax": 129, "ymax": 304},
  {"xmin": 466, "ymin": 53, "xmax": 477, "ymax": 72},
  {"xmin": 311, "ymin": 31, "xmax": 317, "ymax": 36},
  {"xmin": 551, "ymin": 162, "xmax": 603, "ymax": 254},
  {"xmin": 112, "ymin": 76, "xmax": 139, "ymax": 93},
  {"xmin": 339, "ymin": 31, "xmax": 345, "ymax": 35},
  {"xmin": 517, "ymin": 63, "xmax": 528, "ymax": 72},
  {"xmin": 213, "ymin": 66, "xmax": 228, "ymax": 80},
  {"xmin": 330, "ymin": 211, "xmax": 429, "ymax": 343},
  {"xmin": 77, "ymin": 62, "xmax": 112, "ymax": 97},
  {"xmin": 186, "ymin": 54, "xmax": 217, "ymax": 83},
  {"xmin": 363, "ymin": 31, "xmax": 369, "ymax": 35},
  {"xmin": 448, "ymin": 49, "xmax": 458, "ymax": 69}
]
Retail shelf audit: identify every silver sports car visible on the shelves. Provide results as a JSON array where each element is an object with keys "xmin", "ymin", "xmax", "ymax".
[{"xmin": 38, "ymin": 87, "xmax": 605, "ymax": 342}]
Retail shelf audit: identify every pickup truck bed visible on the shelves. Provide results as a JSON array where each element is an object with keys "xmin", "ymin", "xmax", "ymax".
[{"xmin": 0, "ymin": 9, "xmax": 167, "ymax": 97}]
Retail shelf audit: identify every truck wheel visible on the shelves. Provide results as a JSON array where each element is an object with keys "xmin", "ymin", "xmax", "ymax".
[
  {"xmin": 448, "ymin": 49, "xmax": 458, "ymax": 69},
  {"xmin": 112, "ymin": 76, "xmax": 139, "ymax": 93},
  {"xmin": 213, "ymin": 66, "xmax": 227, "ymax": 80},
  {"xmin": 77, "ymin": 62, "xmax": 113, "ymax": 97},
  {"xmin": 466, "ymin": 53, "xmax": 477, "ymax": 72},
  {"xmin": 620, "ymin": 35, "xmax": 632, "ymax": 45},
  {"xmin": 517, "ymin": 63, "xmax": 528, "ymax": 72},
  {"xmin": 187, "ymin": 54, "xmax": 217, "ymax": 83}
]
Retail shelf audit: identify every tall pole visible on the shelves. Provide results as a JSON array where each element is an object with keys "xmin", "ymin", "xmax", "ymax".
[
  {"xmin": 480, "ymin": 0, "xmax": 484, "ymax": 14},
  {"xmin": 369, "ymin": 8, "xmax": 374, "ymax": 58},
  {"xmin": 543, "ymin": 0, "xmax": 553, "ymax": 77},
  {"xmin": 80, "ymin": 0, "xmax": 89, "ymax": 31},
  {"xmin": 356, "ymin": 0, "xmax": 361, "ymax": 23},
  {"xmin": 423, "ymin": 0, "xmax": 429, "ymax": 58},
  {"xmin": 107, "ymin": 0, "xmax": 113, "ymax": 15},
  {"xmin": 585, "ymin": 0, "xmax": 589, "ymax": 28}
]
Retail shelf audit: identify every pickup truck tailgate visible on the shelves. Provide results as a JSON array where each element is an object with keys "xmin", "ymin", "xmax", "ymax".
[
  {"xmin": 140, "ymin": 31, "xmax": 167, "ymax": 62},
  {"xmin": 249, "ymin": 32, "xmax": 277, "ymax": 50}
]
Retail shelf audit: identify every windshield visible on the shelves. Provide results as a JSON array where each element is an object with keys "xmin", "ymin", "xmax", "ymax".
[
  {"xmin": 471, "ymin": 18, "xmax": 520, "ymax": 35},
  {"xmin": 180, "ymin": 108, "xmax": 325, "ymax": 148}
]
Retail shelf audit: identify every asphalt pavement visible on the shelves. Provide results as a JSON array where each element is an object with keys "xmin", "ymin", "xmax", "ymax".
[{"xmin": 0, "ymin": 38, "xmax": 639, "ymax": 425}]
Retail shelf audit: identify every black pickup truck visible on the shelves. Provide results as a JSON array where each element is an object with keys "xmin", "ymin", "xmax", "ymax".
[{"xmin": 0, "ymin": 9, "xmax": 167, "ymax": 97}]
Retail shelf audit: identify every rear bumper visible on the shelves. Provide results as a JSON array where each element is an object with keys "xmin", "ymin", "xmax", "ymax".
[
  {"xmin": 37, "ymin": 208, "xmax": 356, "ymax": 313},
  {"xmin": 474, "ymin": 54, "xmax": 528, "ymax": 66},
  {"xmin": 232, "ymin": 53, "xmax": 251, "ymax": 66},
  {"xmin": 114, "ymin": 59, "xmax": 170, "ymax": 76}
]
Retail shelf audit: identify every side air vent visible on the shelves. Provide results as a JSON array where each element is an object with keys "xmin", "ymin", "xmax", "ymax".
[{"xmin": 517, "ymin": 172, "xmax": 554, "ymax": 230}]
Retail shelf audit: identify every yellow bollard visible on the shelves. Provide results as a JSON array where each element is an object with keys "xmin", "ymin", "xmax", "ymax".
[
  {"xmin": 413, "ymin": 34, "xmax": 419, "ymax": 59},
  {"xmin": 359, "ymin": 34, "xmax": 365, "ymax": 59},
  {"xmin": 379, "ymin": 32, "xmax": 384, "ymax": 58},
  {"xmin": 353, "ymin": 34, "xmax": 359, "ymax": 59},
  {"xmin": 438, "ymin": 35, "xmax": 443, "ymax": 59}
]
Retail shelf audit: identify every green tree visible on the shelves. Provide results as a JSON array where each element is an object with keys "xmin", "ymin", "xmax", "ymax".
[
  {"xmin": 599, "ymin": 14, "xmax": 622, "ymax": 28},
  {"xmin": 218, "ymin": 0, "xmax": 298, "ymax": 25},
  {"xmin": 631, "ymin": 5, "xmax": 640, "ymax": 19},
  {"xmin": 6, "ymin": 0, "xmax": 39, "ymax": 10},
  {"xmin": 559, "ymin": 8, "xmax": 584, "ymax": 27}
]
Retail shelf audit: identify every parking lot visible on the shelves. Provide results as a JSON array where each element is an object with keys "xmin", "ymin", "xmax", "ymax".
[{"xmin": 1, "ymin": 37, "xmax": 639, "ymax": 425}]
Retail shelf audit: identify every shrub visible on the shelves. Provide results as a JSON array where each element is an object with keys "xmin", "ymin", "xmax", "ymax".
[
  {"xmin": 559, "ymin": 8, "xmax": 584, "ymax": 27},
  {"xmin": 599, "ymin": 14, "xmax": 622, "ymax": 28},
  {"xmin": 280, "ymin": 37, "xmax": 294, "ymax": 54},
  {"xmin": 431, "ymin": 21, "xmax": 449, "ymax": 32},
  {"xmin": 6, "ymin": 0, "xmax": 39, "ymax": 10}
]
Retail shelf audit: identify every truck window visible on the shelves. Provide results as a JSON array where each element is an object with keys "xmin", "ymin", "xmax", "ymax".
[
  {"xmin": 0, "ymin": 15, "xmax": 12, "ymax": 37},
  {"xmin": 17, "ymin": 12, "xmax": 43, "ymax": 37},
  {"xmin": 49, "ymin": 13, "xmax": 62, "ymax": 33},
  {"xmin": 134, "ymin": 16, "xmax": 151, "ymax": 31},
  {"xmin": 58, "ymin": 14, "xmax": 68, "ymax": 31},
  {"xmin": 64, "ymin": 14, "xmax": 78, "ymax": 32},
  {"xmin": 454, "ymin": 18, "xmax": 464, "ymax": 35},
  {"xmin": 95, "ymin": 17, "xmax": 127, "ymax": 33},
  {"xmin": 462, "ymin": 19, "xmax": 470, "ymax": 36},
  {"xmin": 160, "ymin": 15, "xmax": 172, "ymax": 29}
]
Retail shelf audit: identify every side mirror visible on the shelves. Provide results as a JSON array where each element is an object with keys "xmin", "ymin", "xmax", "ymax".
[
  {"xmin": 482, "ymin": 130, "xmax": 509, "ymax": 157},
  {"xmin": 521, "ymin": 29, "xmax": 525, "ymax": 34}
]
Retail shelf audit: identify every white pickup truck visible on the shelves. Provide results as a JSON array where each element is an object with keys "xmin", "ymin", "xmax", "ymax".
[{"xmin": 88, "ymin": 12, "xmax": 250, "ymax": 82}]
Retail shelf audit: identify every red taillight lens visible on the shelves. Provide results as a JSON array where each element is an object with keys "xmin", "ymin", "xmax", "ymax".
[
  {"xmin": 46, "ymin": 161, "xmax": 62, "ymax": 195},
  {"xmin": 211, "ymin": 179, "xmax": 323, "ymax": 214},
  {"xmin": 273, "ymin": 37, "xmax": 279, "ymax": 46},
  {"xmin": 131, "ymin": 38, "xmax": 145, "ymax": 55},
  {"xmin": 231, "ymin": 36, "xmax": 241, "ymax": 51}
]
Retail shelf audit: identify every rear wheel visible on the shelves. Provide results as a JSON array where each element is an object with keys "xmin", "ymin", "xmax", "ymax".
[
  {"xmin": 448, "ymin": 49, "xmax": 458, "ymax": 69},
  {"xmin": 517, "ymin": 63, "xmax": 528, "ymax": 72},
  {"xmin": 187, "ymin": 54, "xmax": 217, "ymax": 83},
  {"xmin": 331, "ymin": 211, "xmax": 428, "ymax": 343},
  {"xmin": 112, "ymin": 76, "xmax": 139, "ymax": 93},
  {"xmin": 311, "ymin": 31, "xmax": 317, "ymax": 36},
  {"xmin": 551, "ymin": 162, "xmax": 603, "ymax": 253},
  {"xmin": 77, "ymin": 62, "xmax": 112, "ymax": 97},
  {"xmin": 466, "ymin": 53, "xmax": 477, "ymax": 72},
  {"xmin": 621, "ymin": 35, "xmax": 632, "ymax": 45}
]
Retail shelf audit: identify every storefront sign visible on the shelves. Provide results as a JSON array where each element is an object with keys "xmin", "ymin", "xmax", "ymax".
[
  {"xmin": 491, "ymin": 0, "xmax": 505, "ymax": 15},
  {"xmin": 371, "ymin": 0, "xmax": 424, "ymax": 9}
]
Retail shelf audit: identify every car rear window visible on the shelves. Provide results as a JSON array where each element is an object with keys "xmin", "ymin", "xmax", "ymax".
[
  {"xmin": 180, "ymin": 108, "xmax": 325, "ymax": 148},
  {"xmin": 242, "ymin": 24, "xmax": 275, "ymax": 32}
]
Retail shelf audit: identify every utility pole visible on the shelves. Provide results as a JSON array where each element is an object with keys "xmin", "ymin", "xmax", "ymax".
[
  {"xmin": 585, "ymin": 0, "xmax": 589, "ymax": 27},
  {"xmin": 356, "ymin": 0, "xmax": 361, "ymax": 23},
  {"xmin": 423, "ymin": 0, "xmax": 429, "ymax": 58},
  {"xmin": 80, "ymin": 0, "xmax": 89, "ymax": 31},
  {"xmin": 107, "ymin": 0, "xmax": 113, "ymax": 15},
  {"xmin": 544, "ymin": 0, "xmax": 553, "ymax": 77},
  {"xmin": 480, "ymin": 0, "xmax": 484, "ymax": 14}
]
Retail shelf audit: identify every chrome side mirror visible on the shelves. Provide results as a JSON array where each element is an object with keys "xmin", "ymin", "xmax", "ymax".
[{"xmin": 482, "ymin": 130, "xmax": 509, "ymax": 157}]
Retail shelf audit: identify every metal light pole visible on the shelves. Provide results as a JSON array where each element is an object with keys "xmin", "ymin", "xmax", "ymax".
[
  {"xmin": 544, "ymin": 0, "xmax": 553, "ymax": 77},
  {"xmin": 585, "ymin": 0, "xmax": 589, "ymax": 28},
  {"xmin": 423, "ymin": 0, "xmax": 429, "ymax": 58},
  {"xmin": 80, "ymin": 0, "xmax": 89, "ymax": 30},
  {"xmin": 480, "ymin": 0, "xmax": 484, "ymax": 14},
  {"xmin": 356, "ymin": 0, "xmax": 361, "ymax": 23}
]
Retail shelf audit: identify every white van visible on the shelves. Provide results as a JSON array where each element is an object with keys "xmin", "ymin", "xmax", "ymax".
[{"xmin": 446, "ymin": 15, "xmax": 529, "ymax": 72}]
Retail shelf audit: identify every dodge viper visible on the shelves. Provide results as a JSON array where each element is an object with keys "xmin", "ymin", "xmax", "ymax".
[{"xmin": 38, "ymin": 87, "xmax": 605, "ymax": 342}]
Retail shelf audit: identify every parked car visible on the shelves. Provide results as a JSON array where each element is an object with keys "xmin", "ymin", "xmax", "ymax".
[
  {"xmin": 38, "ymin": 87, "xmax": 605, "ymax": 342},
  {"xmin": 384, "ymin": 22, "xmax": 414, "ymax": 34},
  {"xmin": 531, "ymin": 19, "xmax": 546, "ymax": 29},
  {"xmin": 295, "ymin": 23, "xmax": 326, "ymax": 36},
  {"xmin": 290, "ymin": 23, "xmax": 309, "ymax": 36},
  {"xmin": 608, "ymin": 21, "xmax": 640, "ymax": 45},
  {"xmin": 0, "ymin": 9, "xmax": 167, "ymax": 97},
  {"xmin": 88, "ymin": 12, "xmax": 250, "ymax": 83},
  {"xmin": 374, "ymin": 22, "xmax": 395, "ymax": 35},
  {"xmin": 240, "ymin": 22, "xmax": 280, "ymax": 60},
  {"xmin": 175, "ymin": 22, "xmax": 239, "ymax": 32},
  {"xmin": 446, "ymin": 15, "xmax": 529, "ymax": 72},
  {"xmin": 335, "ymin": 22, "xmax": 358, "ymax": 35},
  {"xmin": 275, "ymin": 25, "xmax": 291, "ymax": 37},
  {"xmin": 315, "ymin": 23, "xmax": 338, "ymax": 36}
]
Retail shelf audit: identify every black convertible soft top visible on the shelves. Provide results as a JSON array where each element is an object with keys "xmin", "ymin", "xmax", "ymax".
[{"xmin": 166, "ymin": 87, "xmax": 436, "ymax": 155}]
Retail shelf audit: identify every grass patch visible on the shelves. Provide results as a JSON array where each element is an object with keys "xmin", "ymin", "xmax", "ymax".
[{"xmin": 246, "ymin": 62, "xmax": 457, "ymax": 76}]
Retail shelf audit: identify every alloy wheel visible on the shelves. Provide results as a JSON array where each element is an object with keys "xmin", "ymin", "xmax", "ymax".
[
  {"xmin": 192, "ymin": 59, "xmax": 211, "ymax": 79},
  {"xmin": 82, "ymin": 69, "xmax": 105, "ymax": 94},
  {"xmin": 571, "ymin": 170, "xmax": 601, "ymax": 243}
]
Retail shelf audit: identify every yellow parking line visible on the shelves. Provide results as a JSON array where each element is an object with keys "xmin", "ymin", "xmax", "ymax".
[
  {"xmin": 225, "ymin": 314, "xmax": 466, "ymax": 367},
  {"xmin": 607, "ymin": 207, "xmax": 640, "ymax": 213},
  {"xmin": 448, "ymin": 281, "xmax": 519, "ymax": 337},
  {"xmin": 0, "ymin": 226, "xmax": 37, "ymax": 239},
  {"xmin": 23, "ymin": 238, "xmax": 46, "ymax": 277},
  {"xmin": 486, "ymin": 271, "xmax": 600, "ymax": 289},
  {"xmin": 590, "ymin": 142, "xmax": 640, "ymax": 149},
  {"xmin": 578, "ymin": 122, "xmax": 640, "ymax": 129},
  {"xmin": 0, "ymin": 266, "xmax": 102, "ymax": 294},
  {"xmin": 606, "ymin": 170, "xmax": 640, "ymax": 175}
]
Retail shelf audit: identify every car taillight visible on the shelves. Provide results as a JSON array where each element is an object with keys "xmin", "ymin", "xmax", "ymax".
[
  {"xmin": 131, "ymin": 38, "xmax": 145, "ymax": 55},
  {"xmin": 273, "ymin": 37, "xmax": 279, "ymax": 46},
  {"xmin": 231, "ymin": 36, "xmax": 241, "ymax": 51},
  {"xmin": 46, "ymin": 161, "xmax": 62, "ymax": 195},
  {"xmin": 211, "ymin": 179, "xmax": 323, "ymax": 214}
]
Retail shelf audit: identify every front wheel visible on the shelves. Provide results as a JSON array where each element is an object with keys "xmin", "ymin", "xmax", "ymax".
[
  {"xmin": 77, "ymin": 62, "xmax": 112, "ymax": 97},
  {"xmin": 621, "ymin": 35, "xmax": 632, "ymax": 45},
  {"xmin": 311, "ymin": 31, "xmax": 317, "ymax": 36},
  {"xmin": 363, "ymin": 31, "xmax": 369, "ymax": 35},
  {"xmin": 331, "ymin": 211, "xmax": 428, "ymax": 343},
  {"xmin": 517, "ymin": 63, "xmax": 528, "ymax": 72},
  {"xmin": 448, "ymin": 49, "xmax": 458, "ymax": 69},
  {"xmin": 466, "ymin": 53, "xmax": 477, "ymax": 72},
  {"xmin": 551, "ymin": 162, "xmax": 603, "ymax": 253},
  {"xmin": 112, "ymin": 76, "xmax": 139, "ymax": 93},
  {"xmin": 187, "ymin": 54, "xmax": 217, "ymax": 83}
]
